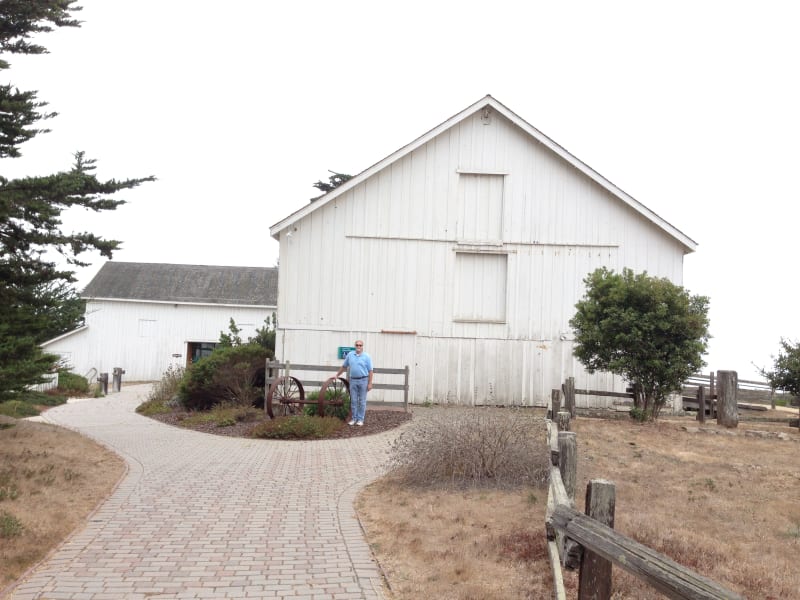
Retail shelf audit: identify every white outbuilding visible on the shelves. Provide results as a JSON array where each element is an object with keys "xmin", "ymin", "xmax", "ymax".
[
  {"xmin": 42, "ymin": 262, "xmax": 278, "ymax": 382},
  {"xmin": 269, "ymin": 96, "xmax": 696, "ymax": 408}
]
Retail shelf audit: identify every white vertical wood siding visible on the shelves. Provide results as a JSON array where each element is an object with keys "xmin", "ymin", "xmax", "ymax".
[
  {"xmin": 276, "ymin": 109, "xmax": 688, "ymax": 406},
  {"xmin": 44, "ymin": 300, "xmax": 273, "ymax": 381}
]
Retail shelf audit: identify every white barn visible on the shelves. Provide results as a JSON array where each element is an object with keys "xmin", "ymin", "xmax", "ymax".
[
  {"xmin": 43, "ymin": 262, "xmax": 278, "ymax": 382},
  {"xmin": 269, "ymin": 96, "xmax": 696, "ymax": 408}
]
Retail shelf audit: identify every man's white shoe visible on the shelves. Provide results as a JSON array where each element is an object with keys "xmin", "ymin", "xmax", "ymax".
[
  {"xmin": 356, "ymin": 421, "xmax": 364, "ymax": 426},
  {"xmin": 347, "ymin": 419, "xmax": 355, "ymax": 426}
]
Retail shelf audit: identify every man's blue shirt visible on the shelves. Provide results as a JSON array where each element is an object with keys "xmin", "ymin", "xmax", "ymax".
[{"xmin": 343, "ymin": 351, "xmax": 372, "ymax": 378}]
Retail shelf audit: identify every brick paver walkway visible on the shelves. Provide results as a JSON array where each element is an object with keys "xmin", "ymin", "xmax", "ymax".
[{"xmin": 7, "ymin": 384, "xmax": 402, "ymax": 599}]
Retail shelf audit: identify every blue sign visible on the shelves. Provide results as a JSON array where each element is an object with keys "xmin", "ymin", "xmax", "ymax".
[{"xmin": 338, "ymin": 346, "xmax": 355, "ymax": 359}]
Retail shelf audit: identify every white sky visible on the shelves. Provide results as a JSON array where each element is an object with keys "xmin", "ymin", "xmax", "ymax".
[{"xmin": 4, "ymin": 0, "xmax": 798, "ymax": 380}]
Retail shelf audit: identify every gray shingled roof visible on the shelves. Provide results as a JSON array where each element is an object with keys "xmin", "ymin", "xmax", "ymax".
[{"xmin": 82, "ymin": 262, "xmax": 278, "ymax": 306}]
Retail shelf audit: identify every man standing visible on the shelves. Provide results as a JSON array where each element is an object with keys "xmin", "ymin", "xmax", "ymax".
[{"xmin": 334, "ymin": 340, "xmax": 373, "ymax": 426}]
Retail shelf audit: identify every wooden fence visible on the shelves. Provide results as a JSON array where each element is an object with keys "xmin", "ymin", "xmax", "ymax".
[
  {"xmin": 265, "ymin": 361, "xmax": 410, "ymax": 411},
  {"xmin": 560, "ymin": 370, "xmax": 786, "ymax": 420},
  {"xmin": 544, "ymin": 397, "xmax": 744, "ymax": 599}
]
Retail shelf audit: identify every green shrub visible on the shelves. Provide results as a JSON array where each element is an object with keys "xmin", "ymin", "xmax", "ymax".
[
  {"xmin": 178, "ymin": 403, "xmax": 260, "ymax": 428},
  {"xmin": 250, "ymin": 415, "xmax": 344, "ymax": 439},
  {"xmin": 303, "ymin": 389, "xmax": 351, "ymax": 420},
  {"xmin": 14, "ymin": 390, "xmax": 66, "ymax": 407},
  {"xmin": 36, "ymin": 392, "xmax": 68, "ymax": 406},
  {"xmin": 0, "ymin": 510, "xmax": 23, "ymax": 538},
  {"xmin": 629, "ymin": 406, "xmax": 650, "ymax": 422},
  {"xmin": 180, "ymin": 344, "xmax": 272, "ymax": 411},
  {"xmin": 136, "ymin": 398, "xmax": 173, "ymax": 416},
  {"xmin": 56, "ymin": 369, "xmax": 89, "ymax": 395},
  {"xmin": 0, "ymin": 401, "xmax": 39, "ymax": 418}
]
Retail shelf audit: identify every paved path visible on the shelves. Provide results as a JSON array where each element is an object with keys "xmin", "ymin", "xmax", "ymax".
[{"xmin": 7, "ymin": 385, "xmax": 403, "ymax": 600}]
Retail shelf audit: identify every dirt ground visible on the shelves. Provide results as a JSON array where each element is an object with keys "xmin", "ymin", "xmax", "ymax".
[{"xmin": 357, "ymin": 406, "xmax": 800, "ymax": 600}]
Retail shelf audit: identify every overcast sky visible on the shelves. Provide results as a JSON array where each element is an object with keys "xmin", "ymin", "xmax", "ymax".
[{"xmin": 5, "ymin": 1, "xmax": 798, "ymax": 379}]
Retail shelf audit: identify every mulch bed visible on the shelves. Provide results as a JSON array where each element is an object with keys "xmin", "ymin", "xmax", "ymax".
[{"xmin": 148, "ymin": 409, "xmax": 412, "ymax": 439}]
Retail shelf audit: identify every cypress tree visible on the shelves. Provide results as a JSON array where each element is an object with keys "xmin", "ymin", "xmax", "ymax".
[{"xmin": 0, "ymin": 1, "xmax": 154, "ymax": 398}]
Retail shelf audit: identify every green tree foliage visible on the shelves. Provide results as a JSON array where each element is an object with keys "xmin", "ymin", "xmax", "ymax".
[
  {"xmin": 33, "ymin": 281, "xmax": 85, "ymax": 342},
  {"xmin": 249, "ymin": 312, "xmax": 276, "ymax": 354},
  {"xmin": 0, "ymin": 1, "xmax": 154, "ymax": 399},
  {"xmin": 217, "ymin": 318, "xmax": 243, "ymax": 348},
  {"xmin": 220, "ymin": 314, "xmax": 276, "ymax": 353},
  {"xmin": 570, "ymin": 268, "xmax": 710, "ymax": 419},
  {"xmin": 759, "ymin": 339, "xmax": 800, "ymax": 399},
  {"xmin": 310, "ymin": 170, "xmax": 352, "ymax": 202}
]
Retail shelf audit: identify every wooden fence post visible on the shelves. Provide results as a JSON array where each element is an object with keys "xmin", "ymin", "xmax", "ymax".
[
  {"xmin": 563, "ymin": 377, "xmax": 576, "ymax": 417},
  {"xmin": 578, "ymin": 479, "xmax": 616, "ymax": 600},
  {"xmin": 716, "ymin": 370, "xmax": 738, "ymax": 428},
  {"xmin": 403, "ymin": 365, "xmax": 409, "ymax": 412},
  {"xmin": 557, "ymin": 410, "xmax": 571, "ymax": 433},
  {"xmin": 558, "ymin": 431, "xmax": 577, "ymax": 501},
  {"xmin": 696, "ymin": 385, "xmax": 706, "ymax": 424},
  {"xmin": 551, "ymin": 389, "xmax": 562, "ymax": 419}
]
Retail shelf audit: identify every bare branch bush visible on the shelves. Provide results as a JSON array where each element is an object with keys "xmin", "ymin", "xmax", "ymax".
[
  {"xmin": 387, "ymin": 407, "xmax": 550, "ymax": 489},
  {"xmin": 146, "ymin": 364, "xmax": 184, "ymax": 406}
]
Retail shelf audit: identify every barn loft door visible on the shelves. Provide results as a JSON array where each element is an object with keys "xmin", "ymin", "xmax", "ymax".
[
  {"xmin": 457, "ymin": 174, "xmax": 504, "ymax": 242},
  {"xmin": 454, "ymin": 252, "xmax": 507, "ymax": 322}
]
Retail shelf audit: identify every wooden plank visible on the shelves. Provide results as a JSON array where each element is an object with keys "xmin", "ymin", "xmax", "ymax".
[
  {"xmin": 549, "ymin": 505, "xmax": 744, "ymax": 599},
  {"xmin": 549, "ymin": 467, "xmax": 572, "ymax": 510},
  {"xmin": 265, "ymin": 379, "xmax": 405, "ymax": 391},
  {"xmin": 374, "ymin": 367, "xmax": 409, "ymax": 374},
  {"xmin": 547, "ymin": 467, "xmax": 574, "ymax": 571},
  {"xmin": 736, "ymin": 402, "xmax": 768, "ymax": 412},
  {"xmin": 575, "ymin": 389, "xmax": 635, "ymax": 399},
  {"xmin": 547, "ymin": 420, "xmax": 559, "ymax": 466},
  {"xmin": 266, "ymin": 362, "xmax": 408, "ymax": 376},
  {"xmin": 547, "ymin": 538, "xmax": 568, "ymax": 600}
]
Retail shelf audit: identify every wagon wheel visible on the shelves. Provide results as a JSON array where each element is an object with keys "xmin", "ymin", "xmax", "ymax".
[
  {"xmin": 267, "ymin": 376, "xmax": 305, "ymax": 419},
  {"xmin": 317, "ymin": 377, "xmax": 350, "ymax": 418}
]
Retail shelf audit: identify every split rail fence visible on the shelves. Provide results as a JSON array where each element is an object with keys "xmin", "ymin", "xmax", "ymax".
[
  {"xmin": 560, "ymin": 371, "xmax": 784, "ymax": 424},
  {"xmin": 265, "ymin": 361, "xmax": 410, "ymax": 411},
  {"xmin": 544, "ymin": 394, "xmax": 744, "ymax": 600}
]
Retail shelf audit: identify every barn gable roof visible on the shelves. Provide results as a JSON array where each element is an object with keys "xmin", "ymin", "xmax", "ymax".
[
  {"xmin": 270, "ymin": 95, "xmax": 696, "ymax": 252},
  {"xmin": 81, "ymin": 262, "xmax": 278, "ymax": 307}
]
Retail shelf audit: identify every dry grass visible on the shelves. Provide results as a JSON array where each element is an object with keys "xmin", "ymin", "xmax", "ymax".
[
  {"xmin": 357, "ymin": 483, "xmax": 553, "ymax": 599},
  {"xmin": 358, "ymin": 407, "xmax": 800, "ymax": 599},
  {"xmin": 0, "ymin": 415, "xmax": 125, "ymax": 591}
]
